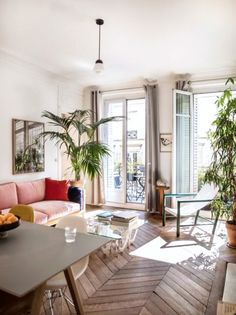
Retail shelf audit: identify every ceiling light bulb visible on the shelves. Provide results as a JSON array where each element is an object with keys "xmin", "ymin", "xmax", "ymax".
[{"xmin": 94, "ymin": 59, "xmax": 104, "ymax": 73}]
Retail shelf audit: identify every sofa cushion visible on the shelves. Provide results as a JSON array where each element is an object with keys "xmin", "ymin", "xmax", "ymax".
[
  {"xmin": 34, "ymin": 210, "xmax": 48, "ymax": 225},
  {"xmin": 29, "ymin": 200, "xmax": 80, "ymax": 221},
  {"xmin": 45, "ymin": 178, "xmax": 69, "ymax": 201},
  {"xmin": 16, "ymin": 179, "xmax": 45, "ymax": 204},
  {"xmin": 1, "ymin": 208, "xmax": 48, "ymax": 225},
  {"xmin": 0, "ymin": 183, "xmax": 18, "ymax": 211}
]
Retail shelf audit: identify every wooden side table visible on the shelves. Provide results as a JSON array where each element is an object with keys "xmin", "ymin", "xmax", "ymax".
[{"xmin": 156, "ymin": 185, "xmax": 170, "ymax": 214}]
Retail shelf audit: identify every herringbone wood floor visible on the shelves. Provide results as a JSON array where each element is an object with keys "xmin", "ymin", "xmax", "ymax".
[
  {"xmin": 2, "ymin": 210, "xmax": 235, "ymax": 315},
  {"xmin": 41, "ymin": 211, "xmax": 235, "ymax": 315}
]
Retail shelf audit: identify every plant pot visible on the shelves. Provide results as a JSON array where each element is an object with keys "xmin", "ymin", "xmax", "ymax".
[
  {"xmin": 70, "ymin": 180, "xmax": 84, "ymax": 188},
  {"xmin": 226, "ymin": 221, "xmax": 236, "ymax": 248}
]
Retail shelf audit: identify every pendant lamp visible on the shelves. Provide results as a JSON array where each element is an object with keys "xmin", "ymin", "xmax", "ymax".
[{"xmin": 94, "ymin": 19, "xmax": 104, "ymax": 73}]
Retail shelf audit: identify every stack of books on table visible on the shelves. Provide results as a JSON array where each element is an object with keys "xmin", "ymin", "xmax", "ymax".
[
  {"xmin": 111, "ymin": 211, "xmax": 138, "ymax": 226},
  {"xmin": 96, "ymin": 211, "xmax": 113, "ymax": 223}
]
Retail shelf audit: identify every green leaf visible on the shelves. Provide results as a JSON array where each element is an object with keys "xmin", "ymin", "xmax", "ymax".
[{"xmin": 41, "ymin": 109, "xmax": 122, "ymax": 181}]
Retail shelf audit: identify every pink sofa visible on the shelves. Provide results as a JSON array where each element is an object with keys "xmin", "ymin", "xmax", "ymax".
[{"xmin": 0, "ymin": 179, "xmax": 81, "ymax": 225}]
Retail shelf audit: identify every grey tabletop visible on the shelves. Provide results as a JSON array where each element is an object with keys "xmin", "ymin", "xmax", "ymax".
[{"xmin": 0, "ymin": 221, "xmax": 111, "ymax": 297}]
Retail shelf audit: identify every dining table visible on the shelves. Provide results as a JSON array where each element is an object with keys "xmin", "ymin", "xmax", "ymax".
[{"xmin": 0, "ymin": 220, "xmax": 111, "ymax": 315}]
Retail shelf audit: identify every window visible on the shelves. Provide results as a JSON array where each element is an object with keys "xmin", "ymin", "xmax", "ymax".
[
  {"xmin": 173, "ymin": 89, "xmax": 236, "ymax": 193},
  {"xmin": 172, "ymin": 90, "xmax": 193, "ymax": 194}
]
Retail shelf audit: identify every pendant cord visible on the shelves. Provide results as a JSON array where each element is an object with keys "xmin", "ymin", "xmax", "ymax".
[{"xmin": 98, "ymin": 25, "xmax": 101, "ymax": 60}]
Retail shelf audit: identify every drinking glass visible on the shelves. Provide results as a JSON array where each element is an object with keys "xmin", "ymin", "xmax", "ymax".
[{"xmin": 65, "ymin": 227, "xmax": 77, "ymax": 243}]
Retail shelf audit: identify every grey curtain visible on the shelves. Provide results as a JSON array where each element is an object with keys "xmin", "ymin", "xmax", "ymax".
[
  {"xmin": 175, "ymin": 80, "xmax": 191, "ymax": 91},
  {"xmin": 144, "ymin": 84, "xmax": 160, "ymax": 212},
  {"xmin": 91, "ymin": 90, "xmax": 105, "ymax": 205}
]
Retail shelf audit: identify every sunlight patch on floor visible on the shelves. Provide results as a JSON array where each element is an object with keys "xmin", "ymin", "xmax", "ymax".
[{"xmin": 130, "ymin": 232, "xmax": 225, "ymax": 264}]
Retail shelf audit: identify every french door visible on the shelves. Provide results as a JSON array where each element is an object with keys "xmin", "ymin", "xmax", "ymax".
[{"xmin": 103, "ymin": 98, "xmax": 146, "ymax": 207}]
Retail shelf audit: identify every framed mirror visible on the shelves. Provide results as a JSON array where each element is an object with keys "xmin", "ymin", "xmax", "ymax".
[{"xmin": 12, "ymin": 119, "xmax": 45, "ymax": 174}]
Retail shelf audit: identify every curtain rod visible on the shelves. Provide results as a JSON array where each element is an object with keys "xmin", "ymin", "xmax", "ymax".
[
  {"xmin": 190, "ymin": 76, "xmax": 235, "ymax": 83},
  {"xmin": 100, "ymin": 86, "xmax": 144, "ymax": 93}
]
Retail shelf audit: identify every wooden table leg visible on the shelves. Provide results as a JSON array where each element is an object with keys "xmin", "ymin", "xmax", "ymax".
[
  {"xmin": 30, "ymin": 283, "xmax": 46, "ymax": 315},
  {"xmin": 64, "ymin": 266, "xmax": 84, "ymax": 315}
]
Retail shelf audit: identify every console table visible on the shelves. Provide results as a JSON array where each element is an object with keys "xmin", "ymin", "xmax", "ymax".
[{"xmin": 156, "ymin": 185, "xmax": 170, "ymax": 214}]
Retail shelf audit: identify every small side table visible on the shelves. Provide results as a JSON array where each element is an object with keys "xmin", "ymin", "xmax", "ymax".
[{"xmin": 156, "ymin": 185, "xmax": 170, "ymax": 215}]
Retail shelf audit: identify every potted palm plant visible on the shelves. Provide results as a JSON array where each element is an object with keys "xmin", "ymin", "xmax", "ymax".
[
  {"xmin": 204, "ymin": 78, "xmax": 236, "ymax": 247},
  {"xmin": 41, "ymin": 109, "xmax": 117, "ymax": 204}
]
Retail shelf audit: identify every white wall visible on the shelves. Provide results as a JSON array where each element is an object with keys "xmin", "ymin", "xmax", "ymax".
[
  {"xmin": 0, "ymin": 52, "xmax": 82, "ymax": 183},
  {"xmin": 58, "ymin": 81, "xmax": 83, "ymax": 180}
]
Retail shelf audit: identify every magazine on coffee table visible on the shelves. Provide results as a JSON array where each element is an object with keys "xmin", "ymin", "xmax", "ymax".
[
  {"xmin": 112, "ymin": 211, "xmax": 137, "ymax": 223},
  {"xmin": 96, "ymin": 211, "xmax": 113, "ymax": 222}
]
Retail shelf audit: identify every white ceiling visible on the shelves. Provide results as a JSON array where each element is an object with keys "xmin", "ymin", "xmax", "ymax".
[{"xmin": 0, "ymin": 0, "xmax": 236, "ymax": 87}]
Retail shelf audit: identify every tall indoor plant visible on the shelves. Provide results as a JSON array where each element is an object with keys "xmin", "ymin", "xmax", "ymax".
[
  {"xmin": 204, "ymin": 78, "xmax": 236, "ymax": 247},
  {"xmin": 41, "ymin": 109, "xmax": 116, "ymax": 182}
]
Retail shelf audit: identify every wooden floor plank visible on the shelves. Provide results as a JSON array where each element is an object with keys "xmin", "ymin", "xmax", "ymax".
[
  {"xmin": 139, "ymin": 307, "xmax": 153, "ymax": 315},
  {"xmin": 115, "ymin": 266, "xmax": 169, "ymax": 276},
  {"xmin": 84, "ymin": 292, "xmax": 151, "ymax": 305},
  {"xmin": 149, "ymin": 292, "xmax": 178, "ymax": 315},
  {"xmin": 163, "ymin": 273, "xmax": 206, "ymax": 313},
  {"xmin": 112, "ymin": 269, "xmax": 166, "ymax": 279},
  {"xmin": 83, "ymin": 299, "xmax": 147, "ymax": 312},
  {"xmin": 188, "ymin": 255, "xmax": 216, "ymax": 276},
  {"xmin": 167, "ymin": 267, "xmax": 209, "ymax": 305},
  {"xmin": 78, "ymin": 273, "xmax": 96, "ymax": 298},
  {"xmin": 93, "ymin": 285, "xmax": 156, "ymax": 297},
  {"xmin": 155, "ymin": 283, "xmax": 198, "ymax": 315},
  {"xmin": 205, "ymin": 259, "xmax": 227, "ymax": 315},
  {"xmin": 180, "ymin": 260, "xmax": 214, "ymax": 284},
  {"xmin": 96, "ymin": 249, "xmax": 120, "ymax": 273},
  {"xmin": 105, "ymin": 274, "xmax": 164, "ymax": 285},
  {"xmin": 84, "ymin": 306, "xmax": 142, "ymax": 315},
  {"xmin": 89, "ymin": 253, "xmax": 114, "ymax": 281},
  {"xmin": 175, "ymin": 264, "xmax": 212, "ymax": 291},
  {"xmin": 84, "ymin": 266, "xmax": 103, "ymax": 290},
  {"xmin": 100, "ymin": 280, "xmax": 161, "ymax": 291},
  {"xmin": 141, "ymin": 300, "xmax": 165, "ymax": 315},
  {"xmin": 122, "ymin": 260, "xmax": 169, "ymax": 269}
]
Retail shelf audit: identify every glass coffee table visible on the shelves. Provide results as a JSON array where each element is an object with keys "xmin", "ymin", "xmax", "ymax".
[{"xmin": 87, "ymin": 216, "xmax": 144, "ymax": 254}]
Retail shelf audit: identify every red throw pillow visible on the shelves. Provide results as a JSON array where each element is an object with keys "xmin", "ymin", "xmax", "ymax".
[{"xmin": 45, "ymin": 178, "xmax": 69, "ymax": 201}]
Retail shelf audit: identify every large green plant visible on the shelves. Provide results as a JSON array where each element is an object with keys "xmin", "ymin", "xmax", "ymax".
[
  {"xmin": 204, "ymin": 78, "xmax": 236, "ymax": 222},
  {"xmin": 41, "ymin": 109, "xmax": 117, "ymax": 181}
]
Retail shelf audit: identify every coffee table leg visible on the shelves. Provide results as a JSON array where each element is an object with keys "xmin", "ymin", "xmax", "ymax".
[
  {"xmin": 64, "ymin": 266, "xmax": 84, "ymax": 315},
  {"xmin": 129, "ymin": 229, "xmax": 138, "ymax": 245}
]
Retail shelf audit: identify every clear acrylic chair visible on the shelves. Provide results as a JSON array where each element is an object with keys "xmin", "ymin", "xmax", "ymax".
[
  {"xmin": 162, "ymin": 183, "xmax": 219, "ymax": 237},
  {"xmin": 44, "ymin": 215, "xmax": 89, "ymax": 314}
]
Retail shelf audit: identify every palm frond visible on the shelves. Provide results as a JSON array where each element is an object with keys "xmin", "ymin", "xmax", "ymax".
[
  {"xmin": 42, "ymin": 109, "xmax": 119, "ymax": 180},
  {"xmin": 90, "ymin": 116, "xmax": 123, "ymax": 130}
]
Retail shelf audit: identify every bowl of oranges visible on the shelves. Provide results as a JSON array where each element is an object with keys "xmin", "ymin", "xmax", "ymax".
[{"xmin": 0, "ymin": 213, "xmax": 20, "ymax": 238}]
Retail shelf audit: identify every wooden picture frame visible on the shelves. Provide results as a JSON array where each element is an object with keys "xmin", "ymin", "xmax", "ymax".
[
  {"xmin": 12, "ymin": 119, "xmax": 45, "ymax": 174},
  {"xmin": 160, "ymin": 133, "xmax": 172, "ymax": 152}
]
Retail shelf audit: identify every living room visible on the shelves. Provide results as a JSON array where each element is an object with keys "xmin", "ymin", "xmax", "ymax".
[{"xmin": 0, "ymin": 1, "xmax": 236, "ymax": 314}]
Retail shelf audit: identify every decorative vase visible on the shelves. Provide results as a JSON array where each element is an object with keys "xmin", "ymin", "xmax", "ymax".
[{"xmin": 226, "ymin": 221, "xmax": 236, "ymax": 248}]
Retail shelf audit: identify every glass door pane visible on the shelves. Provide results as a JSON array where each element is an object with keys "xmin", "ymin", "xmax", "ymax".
[
  {"xmin": 173, "ymin": 90, "xmax": 193, "ymax": 194},
  {"xmin": 103, "ymin": 97, "xmax": 146, "ymax": 206},
  {"xmin": 126, "ymin": 99, "xmax": 145, "ymax": 203},
  {"xmin": 103, "ymin": 100, "xmax": 124, "ymax": 203}
]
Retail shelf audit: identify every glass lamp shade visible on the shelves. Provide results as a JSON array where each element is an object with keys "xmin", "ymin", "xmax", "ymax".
[{"xmin": 94, "ymin": 59, "xmax": 104, "ymax": 73}]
